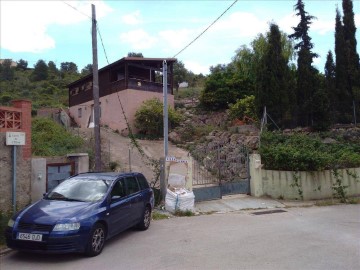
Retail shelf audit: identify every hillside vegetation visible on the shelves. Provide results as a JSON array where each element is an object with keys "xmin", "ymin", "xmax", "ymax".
[{"xmin": 0, "ymin": 59, "xmax": 83, "ymax": 113}]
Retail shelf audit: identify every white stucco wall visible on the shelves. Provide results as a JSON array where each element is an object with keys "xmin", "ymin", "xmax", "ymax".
[
  {"xmin": 69, "ymin": 89, "xmax": 174, "ymax": 133},
  {"xmin": 250, "ymin": 154, "xmax": 360, "ymax": 200}
]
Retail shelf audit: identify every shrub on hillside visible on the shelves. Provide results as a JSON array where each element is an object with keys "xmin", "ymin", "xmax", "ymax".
[
  {"xmin": 228, "ymin": 95, "xmax": 258, "ymax": 121},
  {"xmin": 259, "ymin": 132, "xmax": 360, "ymax": 171},
  {"xmin": 32, "ymin": 117, "xmax": 83, "ymax": 156},
  {"xmin": 134, "ymin": 98, "xmax": 182, "ymax": 137}
]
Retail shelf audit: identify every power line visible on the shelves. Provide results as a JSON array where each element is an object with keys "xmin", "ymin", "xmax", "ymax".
[
  {"xmin": 62, "ymin": 1, "xmax": 91, "ymax": 20},
  {"xmin": 172, "ymin": 0, "xmax": 238, "ymax": 58},
  {"xmin": 62, "ymin": 1, "xmax": 109, "ymax": 64},
  {"xmin": 97, "ymin": 24, "xmax": 110, "ymax": 65}
]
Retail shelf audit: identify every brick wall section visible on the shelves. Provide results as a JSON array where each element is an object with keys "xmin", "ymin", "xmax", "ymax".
[
  {"xmin": 0, "ymin": 100, "xmax": 32, "ymax": 212},
  {"xmin": 12, "ymin": 100, "xmax": 32, "ymax": 159}
]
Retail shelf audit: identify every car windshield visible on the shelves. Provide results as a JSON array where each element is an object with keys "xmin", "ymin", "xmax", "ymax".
[{"xmin": 46, "ymin": 178, "xmax": 111, "ymax": 202}]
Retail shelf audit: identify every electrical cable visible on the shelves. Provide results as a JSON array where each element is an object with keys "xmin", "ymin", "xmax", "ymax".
[
  {"xmin": 62, "ymin": 1, "xmax": 110, "ymax": 65},
  {"xmin": 96, "ymin": 24, "xmax": 110, "ymax": 65},
  {"xmin": 172, "ymin": 0, "xmax": 238, "ymax": 58},
  {"xmin": 62, "ymin": 1, "xmax": 91, "ymax": 20}
]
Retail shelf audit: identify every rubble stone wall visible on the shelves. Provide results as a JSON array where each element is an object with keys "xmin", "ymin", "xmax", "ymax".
[{"xmin": 0, "ymin": 133, "xmax": 31, "ymax": 213}]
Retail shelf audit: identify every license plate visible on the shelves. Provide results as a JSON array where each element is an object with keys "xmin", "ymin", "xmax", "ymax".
[{"xmin": 17, "ymin": 232, "xmax": 43, "ymax": 242}]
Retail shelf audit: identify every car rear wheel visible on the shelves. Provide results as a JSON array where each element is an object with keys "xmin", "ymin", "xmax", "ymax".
[
  {"xmin": 137, "ymin": 206, "xmax": 151, "ymax": 230},
  {"xmin": 85, "ymin": 223, "xmax": 106, "ymax": 257}
]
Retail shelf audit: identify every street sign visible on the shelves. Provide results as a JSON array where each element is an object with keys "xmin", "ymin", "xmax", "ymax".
[
  {"xmin": 166, "ymin": 156, "xmax": 188, "ymax": 163},
  {"xmin": 6, "ymin": 132, "xmax": 26, "ymax": 146}
]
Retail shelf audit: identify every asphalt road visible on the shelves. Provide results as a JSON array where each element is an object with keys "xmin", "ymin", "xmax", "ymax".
[{"xmin": 1, "ymin": 205, "xmax": 359, "ymax": 270}]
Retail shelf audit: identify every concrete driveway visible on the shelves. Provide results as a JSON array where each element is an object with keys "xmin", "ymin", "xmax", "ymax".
[{"xmin": 1, "ymin": 204, "xmax": 359, "ymax": 270}]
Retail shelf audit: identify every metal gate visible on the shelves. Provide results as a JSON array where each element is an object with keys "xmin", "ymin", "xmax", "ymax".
[
  {"xmin": 47, "ymin": 162, "xmax": 75, "ymax": 191},
  {"xmin": 192, "ymin": 141, "xmax": 250, "ymax": 202}
]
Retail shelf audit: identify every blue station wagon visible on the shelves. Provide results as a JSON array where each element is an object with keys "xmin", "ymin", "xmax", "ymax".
[{"xmin": 5, "ymin": 172, "xmax": 154, "ymax": 256}]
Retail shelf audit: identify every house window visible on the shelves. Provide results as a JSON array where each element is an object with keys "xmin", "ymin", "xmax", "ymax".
[{"xmin": 78, "ymin": 108, "xmax": 82, "ymax": 118}]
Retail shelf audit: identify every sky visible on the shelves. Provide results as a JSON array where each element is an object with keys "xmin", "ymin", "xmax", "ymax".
[{"xmin": 0, "ymin": 0, "xmax": 359, "ymax": 75}]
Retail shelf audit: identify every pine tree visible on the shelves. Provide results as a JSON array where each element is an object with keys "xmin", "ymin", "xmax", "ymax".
[
  {"xmin": 288, "ymin": 0, "xmax": 319, "ymax": 127},
  {"xmin": 16, "ymin": 59, "xmax": 28, "ymax": 71},
  {"xmin": 32, "ymin": 60, "xmax": 49, "ymax": 81},
  {"xmin": 0, "ymin": 59, "xmax": 15, "ymax": 81},
  {"xmin": 48, "ymin": 61, "xmax": 59, "ymax": 79}
]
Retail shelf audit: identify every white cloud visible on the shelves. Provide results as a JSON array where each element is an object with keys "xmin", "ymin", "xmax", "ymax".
[
  {"xmin": 313, "ymin": 55, "xmax": 322, "ymax": 66},
  {"xmin": 119, "ymin": 29, "xmax": 157, "ymax": 50},
  {"xmin": 278, "ymin": 13, "xmax": 298, "ymax": 34},
  {"xmin": 212, "ymin": 12, "xmax": 268, "ymax": 38},
  {"xmin": 122, "ymin": 10, "xmax": 142, "ymax": 25},
  {"xmin": 356, "ymin": 14, "xmax": 360, "ymax": 27},
  {"xmin": 0, "ymin": 1, "xmax": 112, "ymax": 53},
  {"xmin": 183, "ymin": 60, "xmax": 210, "ymax": 75},
  {"xmin": 312, "ymin": 19, "xmax": 334, "ymax": 35},
  {"xmin": 159, "ymin": 29, "xmax": 194, "ymax": 50}
]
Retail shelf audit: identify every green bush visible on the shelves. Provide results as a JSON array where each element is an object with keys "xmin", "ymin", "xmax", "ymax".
[
  {"xmin": 259, "ymin": 132, "xmax": 360, "ymax": 171},
  {"xmin": 134, "ymin": 98, "xmax": 182, "ymax": 137},
  {"xmin": 32, "ymin": 117, "xmax": 84, "ymax": 156},
  {"xmin": 228, "ymin": 95, "xmax": 258, "ymax": 121}
]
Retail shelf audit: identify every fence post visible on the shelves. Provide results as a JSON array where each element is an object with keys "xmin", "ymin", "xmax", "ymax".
[{"xmin": 353, "ymin": 100, "xmax": 357, "ymax": 126}]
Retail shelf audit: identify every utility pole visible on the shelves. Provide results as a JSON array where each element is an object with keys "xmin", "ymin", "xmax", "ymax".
[
  {"xmin": 163, "ymin": 60, "xmax": 168, "ymax": 158},
  {"xmin": 92, "ymin": 4, "xmax": 101, "ymax": 171},
  {"xmin": 160, "ymin": 60, "xmax": 168, "ymax": 201}
]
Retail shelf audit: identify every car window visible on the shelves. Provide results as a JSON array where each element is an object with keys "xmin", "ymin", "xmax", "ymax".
[
  {"xmin": 47, "ymin": 178, "xmax": 110, "ymax": 202},
  {"xmin": 137, "ymin": 174, "xmax": 149, "ymax": 190},
  {"xmin": 111, "ymin": 180, "xmax": 126, "ymax": 198},
  {"xmin": 124, "ymin": 177, "xmax": 140, "ymax": 195}
]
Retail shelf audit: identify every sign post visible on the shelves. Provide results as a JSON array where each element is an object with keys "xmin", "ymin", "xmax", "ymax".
[{"xmin": 6, "ymin": 132, "xmax": 26, "ymax": 213}]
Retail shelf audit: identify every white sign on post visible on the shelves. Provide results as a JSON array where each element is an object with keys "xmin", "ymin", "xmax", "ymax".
[{"xmin": 6, "ymin": 132, "xmax": 26, "ymax": 146}]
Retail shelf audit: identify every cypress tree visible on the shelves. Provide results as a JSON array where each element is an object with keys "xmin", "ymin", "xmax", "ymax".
[
  {"xmin": 324, "ymin": 51, "xmax": 337, "ymax": 123},
  {"xmin": 288, "ymin": 0, "xmax": 318, "ymax": 127},
  {"xmin": 335, "ymin": 2, "xmax": 359, "ymax": 123},
  {"xmin": 258, "ymin": 23, "xmax": 291, "ymax": 127},
  {"xmin": 342, "ymin": 0, "xmax": 359, "ymax": 85},
  {"xmin": 335, "ymin": 8, "xmax": 347, "ymax": 96},
  {"xmin": 342, "ymin": 0, "xmax": 360, "ymax": 122}
]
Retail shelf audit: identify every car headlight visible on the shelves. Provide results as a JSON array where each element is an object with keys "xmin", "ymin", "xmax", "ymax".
[
  {"xmin": 53, "ymin": 222, "xmax": 80, "ymax": 231},
  {"xmin": 7, "ymin": 219, "xmax": 15, "ymax": 228}
]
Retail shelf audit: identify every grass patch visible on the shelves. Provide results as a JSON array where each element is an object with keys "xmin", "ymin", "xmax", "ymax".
[
  {"xmin": 174, "ymin": 210, "xmax": 195, "ymax": 217},
  {"xmin": 347, "ymin": 197, "xmax": 360, "ymax": 204},
  {"xmin": 314, "ymin": 200, "xmax": 337, "ymax": 207},
  {"xmin": 152, "ymin": 211, "xmax": 169, "ymax": 220},
  {"xmin": 175, "ymin": 87, "xmax": 202, "ymax": 99},
  {"xmin": 0, "ymin": 211, "xmax": 12, "ymax": 247}
]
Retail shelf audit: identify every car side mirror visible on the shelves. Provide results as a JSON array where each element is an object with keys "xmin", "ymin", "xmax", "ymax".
[{"xmin": 111, "ymin": 195, "xmax": 121, "ymax": 201}]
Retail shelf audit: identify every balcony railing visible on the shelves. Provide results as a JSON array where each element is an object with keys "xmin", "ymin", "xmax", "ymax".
[{"xmin": 128, "ymin": 78, "xmax": 172, "ymax": 94}]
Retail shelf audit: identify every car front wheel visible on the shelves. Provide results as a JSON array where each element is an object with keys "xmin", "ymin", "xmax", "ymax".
[
  {"xmin": 85, "ymin": 223, "xmax": 106, "ymax": 257},
  {"xmin": 137, "ymin": 206, "xmax": 151, "ymax": 230}
]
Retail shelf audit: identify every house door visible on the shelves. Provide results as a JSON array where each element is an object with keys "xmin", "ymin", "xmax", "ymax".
[
  {"xmin": 47, "ymin": 162, "xmax": 75, "ymax": 191},
  {"xmin": 88, "ymin": 105, "xmax": 95, "ymax": 128}
]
